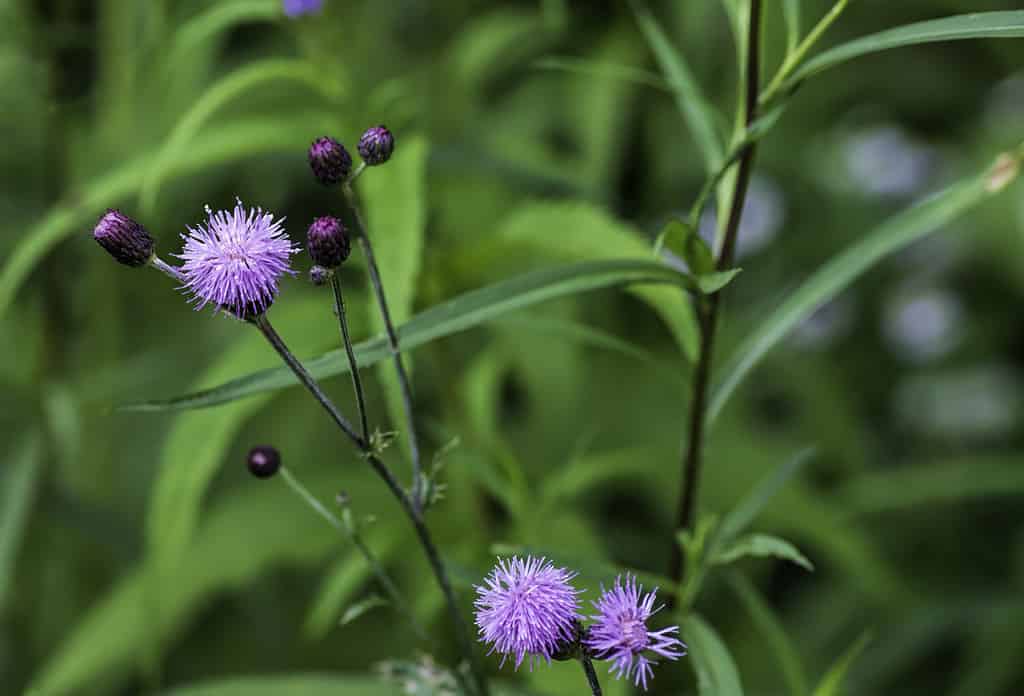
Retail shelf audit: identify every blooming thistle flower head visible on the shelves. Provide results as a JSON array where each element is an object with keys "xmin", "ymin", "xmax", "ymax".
[
  {"xmin": 358, "ymin": 125, "xmax": 395, "ymax": 166},
  {"xmin": 474, "ymin": 556, "xmax": 581, "ymax": 670},
  {"xmin": 584, "ymin": 574, "xmax": 685, "ymax": 690},
  {"xmin": 177, "ymin": 199, "xmax": 298, "ymax": 318},
  {"xmin": 93, "ymin": 209, "xmax": 154, "ymax": 267},
  {"xmin": 307, "ymin": 216, "xmax": 350, "ymax": 268},
  {"xmin": 308, "ymin": 136, "xmax": 352, "ymax": 185},
  {"xmin": 283, "ymin": 0, "xmax": 324, "ymax": 18}
]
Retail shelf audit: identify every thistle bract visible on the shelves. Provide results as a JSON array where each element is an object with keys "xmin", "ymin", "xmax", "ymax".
[
  {"xmin": 307, "ymin": 216, "xmax": 350, "ymax": 268},
  {"xmin": 177, "ymin": 200, "xmax": 297, "ymax": 318},
  {"xmin": 584, "ymin": 574, "xmax": 685, "ymax": 690},
  {"xmin": 474, "ymin": 556, "xmax": 581, "ymax": 670},
  {"xmin": 308, "ymin": 136, "xmax": 352, "ymax": 185},
  {"xmin": 93, "ymin": 209, "xmax": 154, "ymax": 267},
  {"xmin": 358, "ymin": 125, "xmax": 395, "ymax": 165}
]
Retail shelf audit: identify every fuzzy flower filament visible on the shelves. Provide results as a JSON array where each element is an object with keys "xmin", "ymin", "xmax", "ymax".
[
  {"xmin": 585, "ymin": 574, "xmax": 685, "ymax": 690},
  {"xmin": 177, "ymin": 200, "xmax": 297, "ymax": 318},
  {"xmin": 474, "ymin": 556, "xmax": 581, "ymax": 670}
]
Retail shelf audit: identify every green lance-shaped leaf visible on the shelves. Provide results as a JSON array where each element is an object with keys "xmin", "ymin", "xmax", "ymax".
[
  {"xmin": 121, "ymin": 260, "xmax": 739, "ymax": 412},
  {"xmin": 713, "ymin": 533, "xmax": 814, "ymax": 572},
  {"xmin": 811, "ymin": 631, "xmax": 872, "ymax": 696},
  {"xmin": 0, "ymin": 433, "xmax": 42, "ymax": 613},
  {"xmin": 786, "ymin": 12, "xmax": 1024, "ymax": 90},
  {"xmin": 682, "ymin": 614, "xmax": 745, "ymax": 696},
  {"xmin": 159, "ymin": 675, "xmax": 404, "ymax": 696},
  {"xmin": 708, "ymin": 153, "xmax": 1019, "ymax": 425}
]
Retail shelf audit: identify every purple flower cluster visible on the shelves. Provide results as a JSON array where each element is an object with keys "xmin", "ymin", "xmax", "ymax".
[{"xmin": 474, "ymin": 557, "xmax": 685, "ymax": 689}]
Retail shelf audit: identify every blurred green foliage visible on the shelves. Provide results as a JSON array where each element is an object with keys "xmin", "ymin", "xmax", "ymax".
[{"xmin": 2, "ymin": 1, "xmax": 1024, "ymax": 695}]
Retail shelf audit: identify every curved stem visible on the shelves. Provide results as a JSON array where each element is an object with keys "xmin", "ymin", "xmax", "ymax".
[
  {"xmin": 252, "ymin": 314, "xmax": 487, "ymax": 696},
  {"xmin": 760, "ymin": 0, "xmax": 850, "ymax": 105},
  {"xmin": 581, "ymin": 655, "xmax": 604, "ymax": 696},
  {"xmin": 342, "ymin": 181, "xmax": 425, "ymax": 513},
  {"xmin": 667, "ymin": 0, "xmax": 763, "ymax": 602},
  {"xmin": 330, "ymin": 272, "xmax": 370, "ymax": 441}
]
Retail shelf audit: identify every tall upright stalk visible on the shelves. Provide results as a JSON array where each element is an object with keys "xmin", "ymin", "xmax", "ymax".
[
  {"xmin": 252, "ymin": 314, "xmax": 487, "ymax": 696},
  {"xmin": 667, "ymin": 0, "xmax": 763, "ymax": 598},
  {"xmin": 342, "ymin": 181, "xmax": 425, "ymax": 512},
  {"xmin": 329, "ymin": 272, "xmax": 370, "ymax": 442}
]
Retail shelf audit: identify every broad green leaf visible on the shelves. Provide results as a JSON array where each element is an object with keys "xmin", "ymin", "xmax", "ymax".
[
  {"xmin": 0, "ymin": 112, "xmax": 341, "ymax": 321},
  {"xmin": 121, "ymin": 260, "xmax": 736, "ymax": 412},
  {"xmin": 160, "ymin": 675, "xmax": 402, "ymax": 696},
  {"xmin": 810, "ymin": 631, "xmax": 871, "ymax": 696},
  {"xmin": 27, "ymin": 470, "xmax": 343, "ymax": 696},
  {"xmin": 783, "ymin": 0, "xmax": 801, "ymax": 54},
  {"xmin": 629, "ymin": 0, "xmax": 724, "ymax": 170},
  {"xmin": 716, "ymin": 447, "xmax": 816, "ymax": 545},
  {"xmin": 139, "ymin": 58, "xmax": 343, "ymax": 213},
  {"xmin": 709, "ymin": 157, "xmax": 1013, "ymax": 425},
  {"xmin": 339, "ymin": 593, "xmax": 389, "ymax": 626},
  {"xmin": 713, "ymin": 533, "xmax": 814, "ymax": 571},
  {"xmin": 682, "ymin": 614, "xmax": 745, "ymax": 696},
  {"xmin": 0, "ymin": 432, "xmax": 41, "ymax": 613},
  {"xmin": 534, "ymin": 56, "xmax": 669, "ymax": 91},
  {"xmin": 656, "ymin": 218, "xmax": 714, "ymax": 274},
  {"xmin": 789, "ymin": 12, "xmax": 1024, "ymax": 88},
  {"xmin": 727, "ymin": 573, "xmax": 808, "ymax": 696},
  {"xmin": 841, "ymin": 455, "xmax": 1024, "ymax": 516},
  {"xmin": 359, "ymin": 136, "xmax": 428, "ymax": 462}
]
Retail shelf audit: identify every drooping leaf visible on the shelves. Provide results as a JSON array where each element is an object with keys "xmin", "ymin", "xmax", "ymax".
[
  {"xmin": 713, "ymin": 533, "xmax": 814, "ymax": 571},
  {"xmin": 682, "ymin": 614, "xmax": 745, "ymax": 696},
  {"xmin": 709, "ymin": 156, "xmax": 1015, "ymax": 425},
  {"xmin": 339, "ymin": 593, "xmax": 390, "ymax": 626},
  {"xmin": 121, "ymin": 260, "xmax": 736, "ymax": 412}
]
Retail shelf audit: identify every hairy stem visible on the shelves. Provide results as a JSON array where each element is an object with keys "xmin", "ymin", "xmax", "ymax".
[
  {"xmin": 667, "ymin": 0, "xmax": 763, "ymax": 601},
  {"xmin": 253, "ymin": 314, "xmax": 487, "ymax": 696},
  {"xmin": 342, "ymin": 181, "xmax": 425, "ymax": 513},
  {"xmin": 330, "ymin": 272, "xmax": 370, "ymax": 441},
  {"xmin": 581, "ymin": 655, "xmax": 604, "ymax": 696}
]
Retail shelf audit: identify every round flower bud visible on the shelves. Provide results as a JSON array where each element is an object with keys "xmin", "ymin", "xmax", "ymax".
[
  {"xmin": 357, "ymin": 126, "xmax": 395, "ymax": 166},
  {"xmin": 309, "ymin": 265, "xmax": 330, "ymax": 286},
  {"xmin": 93, "ymin": 209, "xmax": 155, "ymax": 267},
  {"xmin": 306, "ymin": 216, "xmax": 350, "ymax": 268},
  {"xmin": 247, "ymin": 445, "xmax": 281, "ymax": 479},
  {"xmin": 308, "ymin": 136, "xmax": 352, "ymax": 185}
]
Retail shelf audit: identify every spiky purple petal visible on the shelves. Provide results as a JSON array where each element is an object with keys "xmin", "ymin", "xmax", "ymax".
[
  {"xmin": 474, "ymin": 556, "xmax": 581, "ymax": 670},
  {"xmin": 176, "ymin": 200, "xmax": 297, "ymax": 318},
  {"xmin": 585, "ymin": 574, "xmax": 685, "ymax": 690}
]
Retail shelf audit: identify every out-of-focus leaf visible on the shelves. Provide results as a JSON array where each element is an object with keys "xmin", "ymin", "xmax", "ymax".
[
  {"xmin": 716, "ymin": 447, "xmax": 816, "ymax": 545},
  {"xmin": 788, "ymin": 12, "xmax": 1024, "ymax": 88},
  {"xmin": 841, "ymin": 455, "xmax": 1024, "ymax": 516},
  {"xmin": 709, "ymin": 159, "xmax": 1011, "ymax": 424},
  {"xmin": 121, "ymin": 260, "xmax": 733, "ymax": 411},
  {"xmin": 339, "ymin": 594, "xmax": 389, "ymax": 626},
  {"xmin": 682, "ymin": 614, "xmax": 745, "ymax": 696},
  {"xmin": 629, "ymin": 0, "xmax": 723, "ymax": 170},
  {"xmin": 810, "ymin": 631, "xmax": 872, "ymax": 696},
  {"xmin": 714, "ymin": 533, "xmax": 814, "ymax": 571},
  {"xmin": 166, "ymin": 0, "xmax": 279, "ymax": 71},
  {"xmin": 160, "ymin": 675, "xmax": 402, "ymax": 695},
  {"xmin": 0, "ymin": 432, "xmax": 42, "ymax": 613},
  {"xmin": 783, "ymin": 0, "xmax": 801, "ymax": 54},
  {"xmin": 541, "ymin": 445, "xmax": 667, "ymax": 505},
  {"xmin": 727, "ymin": 573, "xmax": 808, "ymax": 696},
  {"xmin": 27, "ymin": 471, "xmax": 342, "ymax": 696},
  {"xmin": 534, "ymin": 56, "xmax": 669, "ymax": 91},
  {"xmin": 359, "ymin": 136, "xmax": 428, "ymax": 462}
]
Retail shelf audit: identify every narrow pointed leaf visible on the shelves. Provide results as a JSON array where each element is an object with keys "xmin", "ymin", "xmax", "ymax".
[
  {"xmin": 811, "ymin": 631, "xmax": 872, "ymax": 696},
  {"xmin": 682, "ymin": 614, "xmax": 745, "ymax": 696},
  {"xmin": 714, "ymin": 533, "xmax": 814, "ymax": 571}
]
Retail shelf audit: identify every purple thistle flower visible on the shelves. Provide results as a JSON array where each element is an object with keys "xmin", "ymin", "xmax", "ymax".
[
  {"xmin": 93, "ymin": 209, "xmax": 154, "ymax": 267},
  {"xmin": 474, "ymin": 556, "xmax": 581, "ymax": 670},
  {"xmin": 283, "ymin": 0, "xmax": 324, "ymax": 18},
  {"xmin": 584, "ymin": 575, "xmax": 685, "ymax": 690},
  {"xmin": 177, "ymin": 199, "xmax": 298, "ymax": 318}
]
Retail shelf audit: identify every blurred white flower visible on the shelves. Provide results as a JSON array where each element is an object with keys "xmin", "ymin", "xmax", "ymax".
[{"xmin": 843, "ymin": 126, "xmax": 935, "ymax": 198}]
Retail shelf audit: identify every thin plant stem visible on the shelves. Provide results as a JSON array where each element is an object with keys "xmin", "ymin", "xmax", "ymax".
[
  {"xmin": 667, "ymin": 0, "xmax": 763, "ymax": 603},
  {"xmin": 150, "ymin": 256, "xmax": 185, "ymax": 283},
  {"xmin": 330, "ymin": 272, "xmax": 370, "ymax": 441},
  {"xmin": 252, "ymin": 313, "xmax": 487, "ymax": 696},
  {"xmin": 279, "ymin": 466, "xmax": 425, "ymax": 639},
  {"xmin": 581, "ymin": 655, "xmax": 604, "ymax": 696},
  {"xmin": 342, "ymin": 180, "xmax": 425, "ymax": 513},
  {"xmin": 760, "ymin": 0, "xmax": 851, "ymax": 104}
]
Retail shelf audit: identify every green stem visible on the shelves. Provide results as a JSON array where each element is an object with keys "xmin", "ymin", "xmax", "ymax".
[
  {"xmin": 760, "ymin": 0, "xmax": 851, "ymax": 104},
  {"xmin": 581, "ymin": 655, "xmax": 604, "ymax": 696},
  {"xmin": 330, "ymin": 272, "xmax": 370, "ymax": 441}
]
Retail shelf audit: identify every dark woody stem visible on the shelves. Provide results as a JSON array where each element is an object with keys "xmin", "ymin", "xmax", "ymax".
[
  {"xmin": 329, "ymin": 272, "xmax": 370, "ymax": 442},
  {"xmin": 667, "ymin": 0, "xmax": 763, "ymax": 601},
  {"xmin": 341, "ymin": 181, "xmax": 425, "ymax": 513},
  {"xmin": 252, "ymin": 313, "xmax": 487, "ymax": 696},
  {"xmin": 581, "ymin": 655, "xmax": 604, "ymax": 696}
]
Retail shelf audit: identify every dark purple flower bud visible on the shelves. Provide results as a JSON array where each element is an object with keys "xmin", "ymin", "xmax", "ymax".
[
  {"xmin": 93, "ymin": 209, "xmax": 155, "ymax": 267},
  {"xmin": 357, "ymin": 126, "xmax": 395, "ymax": 166},
  {"xmin": 306, "ymin": 216, "xmax": 350, "ymax": 268},
  {"xmin": 247, "ymin": 445, "xmax": 281, "ymax": 479},
  {"xmin": 309, "ymin": 265, "xmax": 330, "ymax": 286},
  {"xmin": 308, "ymin": 136, "xmax": 352, "ymax": 185}
]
